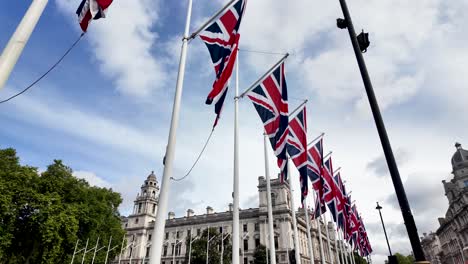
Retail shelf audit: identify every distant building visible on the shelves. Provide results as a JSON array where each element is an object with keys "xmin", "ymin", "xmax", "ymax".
[
  {"xmin": 116, "ymin": 172, "xmax": 346, "ymax": 264},
  {"xmin": 421, "ymin": 143, "xmax": 468, "ymax": 264},
  {"xmin": 420, "ymin": 232, "xmax": 441, "ymax": 264}
]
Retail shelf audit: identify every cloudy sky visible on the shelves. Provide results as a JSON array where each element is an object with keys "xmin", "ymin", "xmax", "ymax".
[{"xmin": 1, "ymin": 0, "xmax": 467, "ymax": 262}]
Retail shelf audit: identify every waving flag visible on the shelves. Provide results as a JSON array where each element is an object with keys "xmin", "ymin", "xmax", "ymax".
[
  {"xmin": 286, "ymin": 105, "xmax": 308, "ymax": 202},
  {"xmin": 76, "ymin": 0, "xmax": 113, "ymax": 32},
  {"xmin": 323, "ymin": 157, "xmax": 339, "ymax": 220},
  {"xmin": 199, "ymin": 0, "xmax": 247, "ymax": 127},
  {"xmin": 308, "ymin": 138, "xmax": 327, "ymax": 217},
  {"xmin": 247, "ymin": 62, "xmax": 289, "ymax": 178},
  {"xmin": 333, "ymin": 172, "xmax": 348, "ymax": 233}
]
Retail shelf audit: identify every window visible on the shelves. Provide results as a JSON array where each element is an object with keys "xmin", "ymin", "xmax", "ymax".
[
  {"xmin": 187, "ymin": 229, "xmax": 192, "ymax": 238},
  {"xmin": 135, "ymin": 218, "xmax": 139, "ymax": 224},
  {"xmin": 273, "ymin": 221, "xmax": 277, "ymax": 229},
  {"xmin": 219, "ymin": 226, "xmax": 223, "ymax": 233},
  {"xmin": 163, "ymin": 245, "xmax": 167, "ymax": 256},
  {"xmin": 148, "ymin": 234, "xmax": 152, "ymax": 241},
  {"xmin": 165, "ymin": 232, "xmax": 169, "ymax": 239},
  {"xmin": 171, "ymin": 243, "xmax": 175, "ymax": 255},
  {"xmin": 254, "ymin": 223, "xmax": 259, "ymax": 231},
  {"xmin": 197, "ymin": 229, "xmax": 201, "ymax": 236},
  {"xmin": 138, "ymin": 203, "xmax": 142, "ymax": 213},
  {"xmin": 243, "ymin": 224, "xmax": 248, "ymax": 232},
  {"xmin": 244, "ymin": 257, "xmax": 248, "ymax": 264},
  {"xmin": 271, "ymin": 195, "xmax": 276, "ymax": 206},
  {"xmin": 244, "ymin": 239, "xmax": 248, "ymax": 250},
  {"xmin": 152, "ymin": 204, "xmax": 156, "ymax": 214},
  {"xmin": 176, "ymin": 231, "xmax": 180, "ymax": 239},
  {"xmin": 464, "ymin": 180, "xmax": 468, "ymax": 187},
  {"xmin": 255, "ymin": 238, "xmax": 260, "ymax": 248},
  {"xmin": 146, "ymin": 247, "xmax": 150, "ymax": 257},
  {"xmin": 274, "ymin": 236, "xmax": 279, "ymax": 249}
]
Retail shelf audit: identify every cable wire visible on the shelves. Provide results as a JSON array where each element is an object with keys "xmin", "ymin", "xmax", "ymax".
[
  {"xmin": 170, "ymin": 127, "xmax": 215, "ymax": 182},
  {"xmin": 0, "ymin": 33, "xmax": 85, "ymax": 104}
]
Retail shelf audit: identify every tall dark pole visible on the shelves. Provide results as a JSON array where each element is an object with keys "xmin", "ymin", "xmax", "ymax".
[
  {"xmin": 376, "ymin": 202, "xmax": 392, "ymax": 256},
  {"xmin": 336, "ymin": 0, "xmax": 426, "ymax": 262}
]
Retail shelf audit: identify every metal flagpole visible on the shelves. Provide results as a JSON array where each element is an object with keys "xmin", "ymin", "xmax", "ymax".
[
  {"xmin": 239, "ymin": 53, "xmax": 289, "ymax": 98},
  {"xmin": 71, "ymin": 239, "xmax": 79, "ymax": 264},
  {"xmin": 263, "ymin": 133, "xmax": 277, "ymax": 264},
  {"xmin": 303, "ymin": 200, "xmax": 315, "ymax": 264},
  {"xmin": 334, "ymin": 227, "xmax": 342, "ymax": 264},
  {"xmin": 104, "ymin": 236, "xmax": 112, "ymax": 264},
  {"xmin": 284, "ymin": 216, "xmax": 290, "ymax": 264},
  {"xmin": 91, "ymin": 237, "xmax": 100, "ymax": 264},
  {"xmin": 0, "ymin": 0, "xmax": 49, "ymax": 91},
  {"xmin": 188, "ymin": 228, "xmax": 193, "ymax": 264},
  {"xmin": 313, "ymin": 194, "xmax": 325, "ymax": 264},
  {"xmin": 323, "ymin": 213, "xmax": 334, "ymax": 264},
  {"xmin": 118, "ymin": 235, "xmax": 126, "ymax": 264},
  {"xmin": 206, "ymin": 227, "xmax": 210, "ymax": 264},
  {"xmin": 81, "ymin": 238, "xmax": 89, "ymax": 264},
  {"xmin": 336, "ymin": 0, "xmax": 425, "ymax": 261},
  {"xmin": 149, "ymin": 0, "xmax": 192, "ymax": 263},
  {"xmin": 232, "ymin": 49, "xmax": 240, "ymax": 264},
  {"xmin": 264, "ymin": 219, "xmax": 269, "ymax": 264},
  {"xmin": 189, "ymin": 0, "xmax": 237, "ymax": 39},
  {"xmin": 287, "ymin": 159, "xmax": 302, "ymax": 264},
  {"xmin": 340, "ymin": 232, "xmax": 348, "ymax": 264}
]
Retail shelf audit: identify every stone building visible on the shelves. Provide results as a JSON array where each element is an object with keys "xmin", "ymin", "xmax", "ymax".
[
  {"xmin": 116, "ymin": 172, "xmax": 346, "ymax": 264},
  {"xmin": 420, "ymin": 232, "xmax": 441, "ymax": 264},
  {"xmin": 421, "ymin": 143, "xmax": 468, "ymax": 264}
]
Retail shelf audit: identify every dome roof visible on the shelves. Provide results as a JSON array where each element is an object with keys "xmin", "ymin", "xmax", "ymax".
[
  {"xmin": 451, "ymin": 143, "xmax": 468, "ymax": 170},
  {"xmin": 147, "ymin": 171, "xmax": 157, "ymax": 182}
]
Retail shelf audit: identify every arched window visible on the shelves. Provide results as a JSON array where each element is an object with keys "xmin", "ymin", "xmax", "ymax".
[{"xmin": 271, "ymin": 194, "xmax": 276, "ymax": 206}]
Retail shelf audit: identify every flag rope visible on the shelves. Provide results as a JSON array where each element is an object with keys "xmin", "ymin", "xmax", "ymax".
[
  {"xmin": 170, "ymin": 127, "xmax": 215, "ymax": 182},
  {"xmin": 238, "ymin": 48, "xmax": 288, "ymax": 56},
  {"xmin": 0, "ymin": 33, "xmax": 86, "ymax": 104}
]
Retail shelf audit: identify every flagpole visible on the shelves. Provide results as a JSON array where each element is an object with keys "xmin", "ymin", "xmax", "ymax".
[
  {"xmin": 0, "ymin": 0, "xmax": 49, "ymax": 91},
  {"xmin": 189, "ymin": 0, "xmax": 237, "ymax": 39},
  {"xmin": 239, "ymin": 53, "xmax": 289, "ymax": 98},
  {"xmin": 232, "ymin": 49, "xmax": 241, "ymax": 264},
  {"xmin": 303, "ymin": 200, "xmax": 315, "ymax": 264},
  {"xmin": 91, "ymin": 237, "xmax": 100, "ymax": 264},
  {"xmin": 104, "ymin": 236, "xmax": 112, "ymax": 264},
  {"xmin": 333, "ymin": 226, "xmax": 342, "ymax": 264},
  {"xmin": 323, "ymin": 213, "xmax": 334, "ymax": 264},
  {"xmin": 149, "ymin": 0, "xmax": 192, "ymax": 263},
  {"xmin": 289, "ymin": 100, "xmax": 308, "ymax": 117},
  {"xmin": 313, "ymin": 193, "xmax": 326, "ymax": 264},
  {"xmin": 307, "ymin": 133, "xmax": 325, "ymax": 147},
  {"xmin": 118, "ymin": 235, "xmax": 125, "ymax": 264},
  {"xmin": 336, "ymin": 0, "xmax": 425, "ymax": 261},
  {"xmin": 287, "ymin": 158, "xmax": 302, "ymax": 264},
  {"xmin": 81, "ymin": 238, "xmax": 89, "ymax": 264},
  {"xmin": 263, "ymin": 133, "xmax": 277, "ymax": 264},
  {"xmin": 71, "ymin": 239, "xmax": 79, "ymax": 264}
]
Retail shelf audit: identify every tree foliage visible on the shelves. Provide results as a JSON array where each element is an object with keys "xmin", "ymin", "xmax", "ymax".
[
  {"xmin": 184, "ymin": 227, "xmax": 232, "ymax": 264},
  {"xmin": 0, "ymin": 148, "xmax": 125, "ymax": 264},
  {"xmin": 353, "ymin": 252, "xmax": 368, "ymax": 264},
  {"xmin": 253, "ymin": 244, "xmax": 267, "ymax": 264},
  {"xmin": 394, "ymin": 252, "xmax": 415, "ymax": 264}
]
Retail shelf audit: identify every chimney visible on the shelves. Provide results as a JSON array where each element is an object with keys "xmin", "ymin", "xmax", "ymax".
[
  {"xmin": 187, "ymin": 209, "xmax": 194, "ymax": 217},
  {"xmin": 228, "ymin": 203, "xmax": 233, "ymax": 212},
  {"xmin": 206, "ymin": 206, "xmax": 214, "ymax": 215},
  {"xmin": 168, "ymin": 211, "xmax": 175, "ymax": 220}
]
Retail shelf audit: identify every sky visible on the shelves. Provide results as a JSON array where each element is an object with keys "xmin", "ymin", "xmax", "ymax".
[{"xmin": 0, "ymin": 0, "xmax": 467, "ymax": 262}]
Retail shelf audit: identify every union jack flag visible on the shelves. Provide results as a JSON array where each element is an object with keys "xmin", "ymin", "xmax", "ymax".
[
  {"xmin": 308, "ymin": 137, "xmax": 327, "ymax": 217},
  {"xmin": 323, "ymin": 157, "xmax": 339, "ymax": 220},
  {"xmin": 286, "ymin": 105, "xmax": 308, "ymax": 203},
  {"xmin": 199, "ymin": 0, "xmax": 247, "ymax": 127},
  {"xmin": 333, "ymin": 172, "xmax": 348, "ymax": 233},
  {"xmin": 76, "ymin": 0, "xmax": 113, "ymax": 32},
  {"xmin": 247, "ymin": 62, "xmax": 289, "ymax": 179}
]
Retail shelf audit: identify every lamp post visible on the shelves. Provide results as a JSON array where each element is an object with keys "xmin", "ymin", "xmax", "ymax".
[
  {"xmin": 376, "ymin": 202, "xmax": 396, "ymax": 264},
  {"xmin": 335, "ymin": 0, "xmax": 426, "ymax": 261}
]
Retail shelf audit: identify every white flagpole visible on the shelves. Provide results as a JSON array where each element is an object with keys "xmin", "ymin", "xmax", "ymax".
[
  {"xmin": 232, "ymin": 49, "xmax": 240, "ymax": 264},
  {"xmin": 334, "ymin": 226, "xmax": 342, "ymax": 264},
  {"xmin": 91, "ymin": 237, "xmax": 100, "ymax": 264},
  {"xmin": 287, "ymin": 159, "xmax": 301, "ymax": 264},
  {"xmin": 303, "ymin": 199, "xmax": 315, "ymax": 264},
  {"xmin": 118, "ymin": 235, "xmax": 126, "ymax": 264},
  {"xmin": 313, "ymin": 194, "xmax": 326, "ymax": 264},
  {"xmin": 104, "ymin": 236, "xmax": 112, "ymax": 264},
  {"xmin": 263, "ymin": 133, "xmax": 277, "ymax": 264},
  {"xmin": 323, "ymin": 213, "xmax": 334, "ymax": 264},
  {"xmin": 71, "ymin": 239, "xmax": 79, "ymax": 264},
  {"xmin": 0, "ymin": 0, "xmax": 49, "ymax": 91},
  {"xmin": 341, "ymin": 232, "xmax": 349, "ymax": 264},
  {"xmin": 189, "ymin": 0, "xmax": 237, "ymax": 39},
  {"xmin": 149, "ymin": 0, "xmax": 192, "ymax": 263},
  {"xmin": 81, "ymin": 238, "xmax": 89, "ymax": 264}
]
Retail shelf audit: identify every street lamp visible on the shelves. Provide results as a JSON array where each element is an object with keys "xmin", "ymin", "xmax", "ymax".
[{"xmin": 376, "ymin": 202, "xmax": 395, "ymax": 264}]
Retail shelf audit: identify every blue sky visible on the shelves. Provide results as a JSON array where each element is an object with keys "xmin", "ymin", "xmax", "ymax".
[{"xmin": 1, "ymin": 0, "xmax": 467, "ymax": 262}]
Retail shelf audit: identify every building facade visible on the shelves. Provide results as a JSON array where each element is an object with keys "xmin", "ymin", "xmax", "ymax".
[
  {"xmin": 116, "ymin": 172, "xmax": 348, "ymax": 264},
  {"xmin": 420, "ymin": 232, "xmax": 441, "ymax": 264},
  {"xmin": 421, "ymin": 143, "xmax": 468, "ymax": 264}
]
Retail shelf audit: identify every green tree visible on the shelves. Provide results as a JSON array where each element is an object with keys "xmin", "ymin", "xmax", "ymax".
[
  {"xmin": 395, "ymin": 252, "xmax": 415, "ymax": 264},
  {"xmin": 253, "ymin": 244, "xmax": 267, "ymax": 264},
  {"xmin": 184, "ymin": 227, "xmax": 232, "ymax": 264},
  {"xmin": 0, "ymin": 148, "xmax": 125, "ymax": 264},
  {"xmin": 353, "ymin": 252, "xmax": 368, "ymax": 264}
]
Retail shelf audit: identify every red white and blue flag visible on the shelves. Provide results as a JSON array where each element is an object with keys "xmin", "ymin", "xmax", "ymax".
[
  {"xmin": 247, "ymin": 62, "xmax": 289, "ymax": 179},
  {"xmin": 333, "ymin": 172, "xmax": 349, "ymax": 233},
  {"xmin": 199, "ymin": 0, "xmax": 247, "ymax": 127},
  {"xmin": 76, "ymin": 0, "xmax": 113, "ymax": 32},
  {"xmin": 286, "ymin": 105, "xmax": 308, "ymax": 203},
  {"xmin": 308, "ymin": 137, "xmax": 328, "ymax": 218}
]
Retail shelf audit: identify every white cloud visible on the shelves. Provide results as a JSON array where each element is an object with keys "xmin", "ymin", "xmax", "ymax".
[
  {"xmin": 74, "ymin": 170, "xmax": 111, "ymax": 187},
  {"xmin": 55, "ymin": 0, "xmax": 166, "ymax": 97}
]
